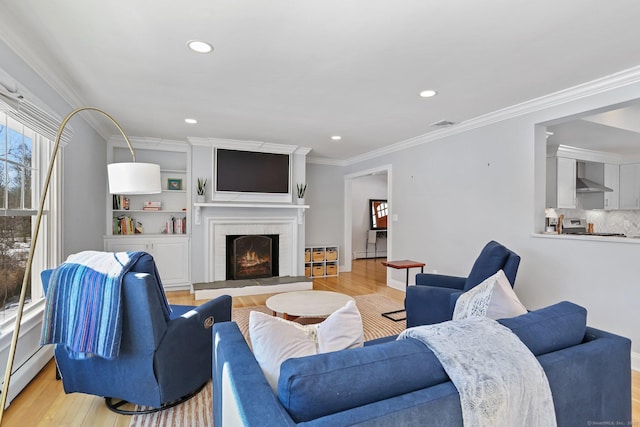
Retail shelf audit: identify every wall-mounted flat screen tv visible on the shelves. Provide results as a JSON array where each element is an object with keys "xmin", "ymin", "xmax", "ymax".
[{"xmin": 215, "ymin": 149, "xmax": 290, "ymax": 194}]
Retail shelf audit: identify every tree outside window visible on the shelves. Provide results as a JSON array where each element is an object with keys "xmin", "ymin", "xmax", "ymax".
[{"xmin": 0, "ymin": 115, "xmax": 37, "ymax": 321}]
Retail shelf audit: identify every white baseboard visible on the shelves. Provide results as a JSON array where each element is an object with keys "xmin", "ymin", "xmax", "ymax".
[
  {"xmin": 353, "ymin": 250, "xmax": 387, "ymax": 260},
  {"xmin": 386, "ymin": 278, "xmax": 406, "ymax": 293},
  {"xmin": 4, "ymin": 346, "xmax": 53, "ymax": 408}
]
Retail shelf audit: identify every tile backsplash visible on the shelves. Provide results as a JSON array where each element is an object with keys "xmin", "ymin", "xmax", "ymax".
[{"xmin": 554, "ymin": 209, "xmax": 640, "ymax": 237}]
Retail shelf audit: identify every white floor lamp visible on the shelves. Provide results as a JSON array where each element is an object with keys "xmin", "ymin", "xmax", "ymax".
[{"xmin": 0, "ymin": 107, "xmax": 162, "ymax": 424}]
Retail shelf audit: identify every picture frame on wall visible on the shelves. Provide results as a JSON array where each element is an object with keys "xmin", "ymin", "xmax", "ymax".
[{"xmin": 167, "ymin": 178, "xmax": 183, "ymax": 190}]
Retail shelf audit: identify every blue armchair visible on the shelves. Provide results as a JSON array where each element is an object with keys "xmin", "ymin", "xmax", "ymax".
[
  {"xmin": 405, "ymin": 240, "xmax": 520, "ymax": 327},
  {"xmin": 41, "ymin": 253, "xmax": 232, "ymax": 414}
]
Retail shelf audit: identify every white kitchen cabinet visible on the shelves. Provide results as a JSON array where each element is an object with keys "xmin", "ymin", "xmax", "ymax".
[
  {"xmin": 546, "ymin": 157, "xmax": 576, "ymax": 208},
  {"xmin": 104, "ymin": 236, "xmax": 191, "ymax": 290},
  {"xmin": 619, "ymin": 164, "xmax": 640, "ymax": 209},
  {"xmin": 603, "ymin": 163, "xmax": 620, "ymax": 209}
]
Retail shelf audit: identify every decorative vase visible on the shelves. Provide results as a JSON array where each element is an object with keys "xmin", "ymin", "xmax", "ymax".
[
  {"xmin": 297, "ymin": 197, "xmax": 305, "ymax": 205},
  {"xmin": 196, "ymin": 195, "xmax": 205, "ymax": 203}
]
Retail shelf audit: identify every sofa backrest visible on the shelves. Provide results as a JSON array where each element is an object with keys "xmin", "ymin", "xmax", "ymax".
[
  {"xmin": 498, "ymin": 301, "xmax": 587, "ymax": 356},
  {"xmin": 277, "ymin": 301, "xmax": 587, "ymax": 423},
  {"xmin": 464, "ymin": 240, "xmax": 521, "ymax": 291}
]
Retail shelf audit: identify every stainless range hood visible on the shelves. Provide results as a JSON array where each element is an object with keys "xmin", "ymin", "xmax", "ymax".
[
  {"xmin": 576, "ymin": 161, "xmax": 613, "ymax": 193},
  {"xmin": 576, "ymin": 177, "xmax": 613, "ymax": 193}
]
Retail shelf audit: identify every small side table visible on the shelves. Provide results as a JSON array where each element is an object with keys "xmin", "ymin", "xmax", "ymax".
[{"xmin": 380, "ymin": 259, "xmax": 425, "ymax": 321}]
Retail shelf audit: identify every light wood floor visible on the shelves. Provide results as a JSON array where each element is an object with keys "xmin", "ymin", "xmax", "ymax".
[{"xmin": 2, "ymin": 259, "xmax": 638, "ymax": 426}]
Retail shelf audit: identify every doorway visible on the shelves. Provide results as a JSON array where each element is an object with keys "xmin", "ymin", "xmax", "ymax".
[{"xmin": 343, "ymin": 165, "xmax": 392, "ymax": 273}]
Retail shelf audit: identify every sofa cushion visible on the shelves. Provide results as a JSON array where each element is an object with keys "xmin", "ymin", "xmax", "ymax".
[
  {"xmin": 278, "ymin": 300, "xmax": 587, "ymax": 422},
  {"xmin": 453, "ymin": 270, "xmax": 527, "ymax": 320},
  {"xmin": 498, "ymin": 301, "xmax": 587, "ymax": 356},
  {"xmin": 250, "ymin": 301, "xmax": 363, "ymax": 392},
  {"xmin": 278, "ymin": 338, "xmax": 448, "ymax": 422}
]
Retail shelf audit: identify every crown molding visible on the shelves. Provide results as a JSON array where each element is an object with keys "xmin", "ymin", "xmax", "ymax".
[
  {"xmin": 311, "ymin": 65, "xmax": 640, "ymax": 167},
  {"xmin": 109, "ymin": 135, "xmax": 188, "ymax": 152},
  {"xmin": 306, "ymin": 156, "xmax": 348, "ymax": 166},
  {"xmin": 188, "ymin": 136, "xmax": 310, "ymax": 156},
  {"xmin": 549, "ymin": 144, "xmax": 624, "ymax": 164}
]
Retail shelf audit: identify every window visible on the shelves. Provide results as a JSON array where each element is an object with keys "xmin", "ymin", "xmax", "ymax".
[{"xmin": 0, "ymin": 111, "xmax": 56, "ymax": 323}]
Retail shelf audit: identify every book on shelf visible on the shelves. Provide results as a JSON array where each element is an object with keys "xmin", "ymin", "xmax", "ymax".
[
  {"xmin": 113, "ymin": 215, "xmax": 136, "ymax": 235},
  {"xmin": 112, "ymin": 195, "xmax": 130, "ymax": 210},
  {"xmin": 164, "ymin": 216, "xmax": 187, "ymax": 235}
]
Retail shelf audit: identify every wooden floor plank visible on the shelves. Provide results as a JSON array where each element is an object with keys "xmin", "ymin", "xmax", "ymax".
[{"xmin": 1, "ymin": 258, "xmax": 638, "ymax": 425}]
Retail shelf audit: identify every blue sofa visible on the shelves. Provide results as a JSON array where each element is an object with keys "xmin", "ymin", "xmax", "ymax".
[{"xmin": 212, "ymin": 301, "xmax": 631, "ymax": 426}]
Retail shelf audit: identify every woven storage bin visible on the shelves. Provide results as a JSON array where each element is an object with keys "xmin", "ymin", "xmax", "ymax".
[
  {"xmin": 304, "ymin": 250, "xmax": 311, "ymax": 263},
  {"xmin": 304, "ymin": 265, "xmax": 311, "ymax": 277},
  {"xmin": 312, "ymin": 250, "xmax": 325, "ymax": 262},
  {"xmin": 325, "ymin": 249, "xmax": 338, "ymax": 261},
  {"xmin": 326, "ymin": 264, "xmax": 338, "ymax": 275},
  {"xmin": 312, "ymin": 265, "xmax": 325, "ymax": 276}
]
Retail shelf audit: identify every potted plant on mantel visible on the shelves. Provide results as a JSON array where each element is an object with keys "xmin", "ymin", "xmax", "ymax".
[
  {"xmin": 196, "ymin": 178, "xmax": 207, "ymax": 203},
  {"xmin": 296, "ymin": 183, "xmax": 307, "ymax": 205}
]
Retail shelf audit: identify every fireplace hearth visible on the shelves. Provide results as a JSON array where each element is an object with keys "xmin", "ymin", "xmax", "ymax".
[{"xmin": 226, "ymin": 234, "xmax": 279, "ymax": 280}]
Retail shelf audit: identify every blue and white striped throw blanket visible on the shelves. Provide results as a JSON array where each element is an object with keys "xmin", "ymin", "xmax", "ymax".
[{"xmin": 40, "ymin": 251, "xmax": 170, "ymax": 360}]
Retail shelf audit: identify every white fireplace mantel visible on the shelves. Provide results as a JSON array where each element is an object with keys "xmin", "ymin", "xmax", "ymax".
[{"xmin": 194, "ymin": 202, "xmax": 309, "ymax": 225}]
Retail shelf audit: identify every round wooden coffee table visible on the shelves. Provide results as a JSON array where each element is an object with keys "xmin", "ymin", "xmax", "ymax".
[{"xmin": 266, "ymin": 290, "xmax": 354, "ymax": 321}]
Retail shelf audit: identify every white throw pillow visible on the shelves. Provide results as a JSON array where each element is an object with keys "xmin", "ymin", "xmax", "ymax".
[
  {"xmin": 249, "ymin": 300, "xmax": 364, "ymax": 392},
  {"xmin": 453, "ymin": 270, "xmax": 527, "ymax": 321}
]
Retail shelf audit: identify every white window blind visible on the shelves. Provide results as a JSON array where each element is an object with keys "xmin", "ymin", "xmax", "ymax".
[{"xmin": 0, "ymin": 94, "xmax": 72, "ymax": 144}]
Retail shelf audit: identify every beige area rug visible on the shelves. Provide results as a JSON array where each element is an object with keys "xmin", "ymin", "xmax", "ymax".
[{"xmin": 129, "ymin": 293, "xmax": 405, "ymax": 427}]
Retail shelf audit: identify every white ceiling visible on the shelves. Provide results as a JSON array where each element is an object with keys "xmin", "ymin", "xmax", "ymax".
[{"xmin": 2, "ymin": 0, "xmax": 640, "ymax": 161}]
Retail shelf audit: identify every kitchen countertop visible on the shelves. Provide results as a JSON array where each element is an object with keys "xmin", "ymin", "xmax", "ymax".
[{"xmin": 534, "ymin": 232, "xmax": 640, "ymax": 243}]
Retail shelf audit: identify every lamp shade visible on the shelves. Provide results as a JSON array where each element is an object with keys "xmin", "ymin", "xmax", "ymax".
[{"xmin": 108, "ymin": 162, "xmax": 162, "ymax": 194}]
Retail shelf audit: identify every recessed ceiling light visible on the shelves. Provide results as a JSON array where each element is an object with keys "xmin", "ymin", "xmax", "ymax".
[
  {"xmin": 331, "ymin": 136, "xmax": 342, "ymax": 141},
  {"xmin": 185, "ymin": 118, "xmax": 198, "ymax": 124},
  {"xmin": 187, "ymin": 40, "xmax": 213, "ymax": 54},
  {"xmin": 419, "ymin": 89, "xmax": 437, "ymax": 98}
]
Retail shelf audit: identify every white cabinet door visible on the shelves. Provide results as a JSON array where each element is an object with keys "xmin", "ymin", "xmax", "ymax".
[
  {"xmin": 149, "ymin": 238, "xmax": 190, "ymax": 288},
  {"xmin": 619, "ymin": 164, "xmax": 639, "ymax": 209},
  {"xmin": 104, "ymin": 237, "xmax": 190, "ymax": 289},
  {"xmin": 556, "ymin": 157, "xmax": 576, "ymax": 208},
  {"xmin": 547, "ymin": 157, "xmax": 576, "ymax": 208},
  {"xmin": 603, "ymin": 163, "xmax": 620, "ymax": 210}
]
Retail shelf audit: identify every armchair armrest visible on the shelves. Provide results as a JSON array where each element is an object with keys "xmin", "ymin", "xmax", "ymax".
[
  {"xmin": 415, "ymin": 273, "xmax": 466, "ymax": 290},
  {"xmin": 155, "ymin": 295, "xmax": 232, "ymax": 391},
  {"xmin": 405, "ymin": 286, "xmax": 461, "ymax": 327}
]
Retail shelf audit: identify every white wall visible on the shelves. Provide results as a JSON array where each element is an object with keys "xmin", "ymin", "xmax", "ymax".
[
  {"xmin": 351, "ymin": 174, "xmax": 387, "ymax": 259},
  {"xmin": 305, "ymin": 163, "xmax": 344, "ymax": 249},
  {"xmin": 306, "ymin": 76, "xmax": 640, "ymax": 364}
]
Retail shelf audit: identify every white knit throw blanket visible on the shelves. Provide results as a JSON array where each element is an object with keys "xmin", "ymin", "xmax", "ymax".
[{"xmin": 398, "ymin": 318, "xmax": 557, "ymax": 427}]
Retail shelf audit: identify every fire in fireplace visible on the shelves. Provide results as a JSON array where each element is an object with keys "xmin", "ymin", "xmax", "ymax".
[{"xmin": 226, "ymin": 234, "xmax": 279, "ymax": 280}]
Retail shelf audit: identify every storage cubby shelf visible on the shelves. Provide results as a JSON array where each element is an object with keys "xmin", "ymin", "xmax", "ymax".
[{"xmin": 304, "ymin": 245, "xmax": 339, "ymax": 278}]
